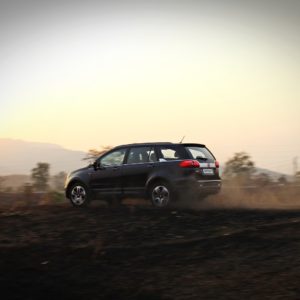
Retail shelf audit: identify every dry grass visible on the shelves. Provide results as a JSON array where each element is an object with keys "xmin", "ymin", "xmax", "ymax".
[{"xmin": 0, "ymin": 191, "xmax": 66, "ymax": 212}]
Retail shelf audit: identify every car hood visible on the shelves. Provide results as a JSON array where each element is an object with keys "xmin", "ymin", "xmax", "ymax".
[{"xmin": 69, "ymin": 165, "xmax": 90, "ymax": 176}]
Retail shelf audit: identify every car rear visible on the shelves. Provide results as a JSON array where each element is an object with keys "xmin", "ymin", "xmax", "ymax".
[{"xmin": 175, "ymin": 143, "xmax": 221, "ymax": 197}]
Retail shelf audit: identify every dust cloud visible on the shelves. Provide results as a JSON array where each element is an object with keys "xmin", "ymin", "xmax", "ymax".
[{"xmin": 183, "ymin": 185, "xmax": 300, "ymax": 210}]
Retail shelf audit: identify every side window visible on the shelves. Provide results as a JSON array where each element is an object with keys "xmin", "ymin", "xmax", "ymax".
[
  {"xmin": 148, "ymin": 148, "xmax": 157, "ymax": 162},
  {"xmin": 158, "ymin": 146, "xmax": 182, "ymax": 161},
  {"xmin": 100, "ymin": 148, "xmax": 126, "ymax": 167},
  {"xmin": 127, "ymin": 147, "xmax": 155, "ymax": 164}
]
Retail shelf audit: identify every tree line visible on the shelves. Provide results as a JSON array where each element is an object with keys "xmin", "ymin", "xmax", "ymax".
[
  {"xmin": 31, "ymin": 163, "xmax": 67, "ymax": 192},
  {"xmin": 0, "ymin": 148, "xmax": 299, "ymax": 193}
]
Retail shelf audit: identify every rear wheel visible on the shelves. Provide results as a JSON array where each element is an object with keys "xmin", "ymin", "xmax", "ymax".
[
  {"xmin": 69, "ymin": 183, "xmax": 90, "ymax": 207},
  {"xmin": 149, "ymin": 181, "xmax": 173, "ymax": 208}
]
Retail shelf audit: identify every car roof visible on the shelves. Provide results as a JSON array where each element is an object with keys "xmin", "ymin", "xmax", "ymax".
[
  {"xmin": 181, "ymin": 143, "xmax": 206, "ymax": 147},
  {"xmin": 113, "ymin": 142, "xmax": 206, "ymax": 149},
  {"xmin": 114, "ymin": 142, "xmax": 171, "ymax": 149}
]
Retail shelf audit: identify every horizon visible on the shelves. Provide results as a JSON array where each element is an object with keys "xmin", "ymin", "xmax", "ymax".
[
  {"xmin": 0, "ymin": 137, "xmax": 296, "ymax": 176},
  {"xmin": 1, "ymin": 0, "xmax": 299, "ymax": 175}
]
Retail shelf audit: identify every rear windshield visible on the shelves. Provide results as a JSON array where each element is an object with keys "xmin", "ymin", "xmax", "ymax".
[{"xmin": 184, "ymin": 146, "xmax": 215, "ymax": 162}]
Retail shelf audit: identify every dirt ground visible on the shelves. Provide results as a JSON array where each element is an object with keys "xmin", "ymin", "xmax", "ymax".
[{"xmin": 1, "ymin": 201, "xmax": 300, "ymax": 300}]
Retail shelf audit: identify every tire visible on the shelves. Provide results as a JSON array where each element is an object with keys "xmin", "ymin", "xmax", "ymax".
[
  {"xmin": 68, "ymin": 182, "xmax": 90, "ymax": 207},
  {"xmin": 148, "ymin": 181, "xmax": 173, "ymax": 208}
]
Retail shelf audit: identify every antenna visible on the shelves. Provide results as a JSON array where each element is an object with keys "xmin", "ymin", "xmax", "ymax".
[{"xmin": 179, "ymin": 136, "xmax": 185, "ymax": 143}]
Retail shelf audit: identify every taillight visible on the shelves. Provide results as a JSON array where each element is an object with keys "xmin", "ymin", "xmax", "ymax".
[
  {"xmin": 179, "ymin": 160, "xmax": 200, "ymax": 168},
  {"xmin": 215, "ymin": 161, "xmax": 220, "ymax": 168}
]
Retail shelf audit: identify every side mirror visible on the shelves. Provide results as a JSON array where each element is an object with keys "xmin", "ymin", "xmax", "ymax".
[
  {"xmin": 93, "ymin": 161, "xmax": 105, "ymax": 170},
  {"xmin": 93, "ymin": 161, "xmax": 100, "ymax": 170}
]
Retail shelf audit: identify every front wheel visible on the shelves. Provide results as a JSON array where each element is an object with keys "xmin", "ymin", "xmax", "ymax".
[
  {"xmin": 69, "ymin": 183, "xmax": 90, "ymax": 207},
  {"xmin": 149, "ymin": 181, "xmax": 173, "ymax": 208}
]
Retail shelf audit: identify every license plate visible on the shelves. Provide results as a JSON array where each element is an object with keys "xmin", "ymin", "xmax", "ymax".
[{"xmin": 202, "ymin": 168, "xmax": 214, "ymax": 175}]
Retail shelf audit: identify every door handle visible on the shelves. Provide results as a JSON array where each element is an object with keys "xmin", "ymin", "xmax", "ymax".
[
  {"xmin": 147, "ymin": 164, "xmax": 155, "ymax": 168},
  {"xmin": 112, "ymin": 166, "xmax": 119, "ymax": 171}
]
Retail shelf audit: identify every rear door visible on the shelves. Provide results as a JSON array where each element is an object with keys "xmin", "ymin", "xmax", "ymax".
[{"xmin": 122, "ymin": 146, "xmax": 158, "ymax": 196}]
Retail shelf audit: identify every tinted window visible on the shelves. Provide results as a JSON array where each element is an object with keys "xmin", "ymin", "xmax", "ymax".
[
  {"xmin": 148, "ymin": 148, "xmax": 157, "ymax": 162},
  {"xmin": 185, "ymin": 146, "xmax": 214, "ymax": 162},
  {"xmin": 127, "ymin": 147, "xmax": 156, "ymax": 164},
  {"xmin": 101, "ymin": 148, "xmax": 126, "ymax": 166}
]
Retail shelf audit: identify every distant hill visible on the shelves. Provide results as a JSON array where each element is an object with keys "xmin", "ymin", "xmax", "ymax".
[
  {"xmin": 219, "ymin": 166, "xmax": 292, "ymax": 182},
  {"xmin": 254, "ymin": 167, "xmax": 293, "ymax": 182},
  {"xmin": 0, "ymin": 138, "xmax": 87, "ymax": 175}
]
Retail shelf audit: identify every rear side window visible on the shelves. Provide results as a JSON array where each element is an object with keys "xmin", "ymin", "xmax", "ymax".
[
  {"xmin": 157, "ymin": 146, "xmax": 185, "ymax": 161},
  {"xmin": 185, "ymin": 146, "xmax": 215, "ymax": 162},
  {"xmin": 148, "ymin": 148, "xmax": 157, "ymax": 162},
  {"xmin": 127, "ymin": 147, "xmax": 156, "ymax": 164}
]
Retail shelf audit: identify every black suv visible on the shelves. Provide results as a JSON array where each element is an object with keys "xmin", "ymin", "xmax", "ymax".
[{"xmin": 65, "ymin": 142, "xmax": 221, "ymax": 207}]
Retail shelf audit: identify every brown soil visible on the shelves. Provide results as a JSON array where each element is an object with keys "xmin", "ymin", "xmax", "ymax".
[{"xmin": 1, "ymin": 203, "xmax": 300, "ymax": 299}]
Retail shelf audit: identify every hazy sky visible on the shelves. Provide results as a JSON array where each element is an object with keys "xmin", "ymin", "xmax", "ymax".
[{"xmin": 1, "ymin": 0, "xmax": 300, "ymax": 174}]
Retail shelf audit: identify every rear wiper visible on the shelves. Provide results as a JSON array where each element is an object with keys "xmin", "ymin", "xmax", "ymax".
[{"xmin": 196, "ymin": 156, "xmax": 208, "ymax": 161}]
